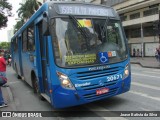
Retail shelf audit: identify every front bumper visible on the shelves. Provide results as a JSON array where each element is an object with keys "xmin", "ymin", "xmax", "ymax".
[{"xmin": 52, "ymin": 76, "xmax": 131, "ymax": 108}]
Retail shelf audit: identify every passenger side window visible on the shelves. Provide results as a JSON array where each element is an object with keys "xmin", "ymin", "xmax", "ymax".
[
  {"xmin": 27, "ymin": 24, "xmax": 35, "ymax": 51},
  {"xmin": 13, "ymin": 38, "xmax": 17, "ymax": 51},
  {"xmin": 22, "ymin": 23, "xmax": 35, "ymax": 52},
  {"xmin": 22, "ymin": 29, "xmax": 27, "ymax": 51}
]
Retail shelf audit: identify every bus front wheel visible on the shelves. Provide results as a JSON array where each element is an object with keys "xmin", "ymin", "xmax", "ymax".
[{"xmin": 32, "ymin": 75, "xmax": 45, "ymax": 101}]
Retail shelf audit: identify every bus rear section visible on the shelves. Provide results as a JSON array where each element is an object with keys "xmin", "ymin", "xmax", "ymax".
[{"xmin": 44, "ymin": 3, "xmax": 131, "ymax": 108}]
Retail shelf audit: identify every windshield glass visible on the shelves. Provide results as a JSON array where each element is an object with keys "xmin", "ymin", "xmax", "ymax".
[{"xmin": 51, "ymin": 17, "xmax": 127, "ymax": 68}]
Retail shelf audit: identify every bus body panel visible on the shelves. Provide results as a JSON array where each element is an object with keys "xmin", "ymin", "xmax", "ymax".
[
  {"xmin": 13, "ymin": 37, "xmax": 21, "ymax": 76},
  {"xmin": 14, "ymin": 4, "xmax": 49, "ymax": 87},
  {"xmin": 13, "ymin": 50, "xmax": 20, "ymax": 74},
  {"xmin": 21, "ymin": 51, "xmax": 35, "ymax": 86}
]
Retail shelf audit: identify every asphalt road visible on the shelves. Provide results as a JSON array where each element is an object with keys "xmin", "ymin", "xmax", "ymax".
[{"xmin": 1, "ymin": 64, "xmax": 160, "ymax": 120}]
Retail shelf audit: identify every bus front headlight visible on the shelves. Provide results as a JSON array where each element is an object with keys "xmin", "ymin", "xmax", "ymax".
[
  {"xmin": 122, "ymin": 64, "xmax": 130, "ymax": 80},
  {"xmin": 57, "ymin": 71, "xmax": 75, "ymax": 90}
]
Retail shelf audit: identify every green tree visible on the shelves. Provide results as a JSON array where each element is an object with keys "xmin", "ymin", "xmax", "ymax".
[
  {"xmin": 17, "ymin": 3, "xmax": 32, "ymax": 20},
  {"xmin": 0, "ymin": 41, "xmax": 10, "ymax": 49},
  {"xmin": 0, "ymin": 0, "xmax": 12, "ymax": 29},
  {"xmin": 14, "ymin": 19, "xmax": 24, "ymax": 33},
  {"xmin": 17, "ymin": 0, "xmax": 41, "ymax": 20},
  {"xmin": 14, "ymin": 0, "xmax": 41, "ymax": 32}
]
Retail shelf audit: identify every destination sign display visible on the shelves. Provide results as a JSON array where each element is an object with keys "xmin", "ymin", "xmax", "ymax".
[{"xmin": 54, "ymin": 4, "xmax": 115, "ymax": 17}]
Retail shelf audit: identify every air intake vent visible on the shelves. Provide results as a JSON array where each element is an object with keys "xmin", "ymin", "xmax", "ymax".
[{"xmin": 76, "ymin": 67, "xmax": 120, "ymax": 80}]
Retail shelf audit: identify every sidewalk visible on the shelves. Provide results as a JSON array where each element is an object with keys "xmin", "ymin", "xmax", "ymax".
[
  {"xmin": 0, "ymin": 86, "xmax": 17, "ymax": 111},
  {"xmin": 130, "ymin": 57, "xmax": 160, "ymax": 69}
]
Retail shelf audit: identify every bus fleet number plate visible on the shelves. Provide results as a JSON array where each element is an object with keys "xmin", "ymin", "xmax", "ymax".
[{"xmin": 96, "ymin": 88, "xmax": 109, "ymax": 95}]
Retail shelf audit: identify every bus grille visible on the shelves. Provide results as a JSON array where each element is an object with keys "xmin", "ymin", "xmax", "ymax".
[
  {"xmin": 75, "ymin": 67, "xmax": 121, "ymax": 80},
  {"xmin": 81, "ymin": 80, "xmax": 117, "ymax": 91},
  {"xmin": 70, "ymin": 66, "xmax": 122, "ymax": 91},
  {"xmin": 83, "ymin": 88, "xmax": 118, "ymax": 101}
]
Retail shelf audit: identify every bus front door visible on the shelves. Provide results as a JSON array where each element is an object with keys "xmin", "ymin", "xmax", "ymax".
[{"xmin": 37, "ymin": 22, "xmax": 49, "ymax": 96}]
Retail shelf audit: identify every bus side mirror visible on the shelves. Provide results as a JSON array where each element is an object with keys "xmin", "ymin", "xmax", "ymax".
[{"xmin": 42, "ymin": 12, "xmax": 49, "ymax": 36}]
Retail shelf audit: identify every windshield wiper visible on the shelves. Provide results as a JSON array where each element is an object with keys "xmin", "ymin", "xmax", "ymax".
[
  {"xmin": 101, "ymin": 17, "xmax": 110, "ymax": 40},
  {"xmin": 69, "ymin": 15, "xmax": 92, "ymax": 50}
]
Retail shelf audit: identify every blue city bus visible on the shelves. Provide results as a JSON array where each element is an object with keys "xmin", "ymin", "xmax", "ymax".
[{"xmin": 11, "ymin": 1, "xmax": 131, "ymax": 108}]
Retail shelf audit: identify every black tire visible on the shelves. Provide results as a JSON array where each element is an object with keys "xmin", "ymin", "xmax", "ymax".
[
  {"xmin": 15, "ymin": 64, "xmax": 21, "ymax": 79},
  {"xmin": 33, "ymin": 75, "xmax": 45, "ymax": 101}
]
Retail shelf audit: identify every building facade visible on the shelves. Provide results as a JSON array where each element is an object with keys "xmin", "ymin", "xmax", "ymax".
[{"xmin": 108, "ymin": 0, "xmax": 160, "ymax": 57}]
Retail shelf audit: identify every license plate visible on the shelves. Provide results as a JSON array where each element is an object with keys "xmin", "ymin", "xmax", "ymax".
[{"xmin": 96, "ymin": 88, "xmax": 109, "ymax": 95}]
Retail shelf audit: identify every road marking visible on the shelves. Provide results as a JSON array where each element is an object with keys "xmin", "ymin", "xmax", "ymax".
[
  {"xmin": 132, "ymin": 82, "xmax": 160, "ymax": 91},
  {"xmin": 140, "ymin": 107, "xmax": 150, "ymax": 111},
  {"xmin": 132, "ymin": 73, "xmax": 160, "ymax": 79},
  {"xmin": 85, "ymin": 104, "xmax": 128, "ymax": 120},
  {"xmin": 150, "ymin": 69, "xmax": 160, "ymax": 72},
  {"xmin": 8, "ymin": 81, "xmax": 21, "ymax": 84},
  {"xmin": 143, "ymin": 71, "xmax": 160, "ymax": 74},
  {"xmin": 131, "ymin": 67, "xmax": 160, "ymax": 72},
  {"xmin": 129, "ymin": 91, "xmax": 160, "ymax": 102}
]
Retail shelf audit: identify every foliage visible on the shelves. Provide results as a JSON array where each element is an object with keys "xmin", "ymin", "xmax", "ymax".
[
  {"xmin": 17, "ymin": 0, "xmax": 41, "ymax": 19},
  {"xmin": 0, "ymin": 0, "xmax": 12, "ymax": 29},
  {"xmin": 14, "ymin": 19, "xmax": 24, "ymax": 33},
  {"xmin": 14, "ymin": 0, "xmax": 41, "ymax": 32},
  {"xmin": 0, "ymin": 41, "xmax": 10, "ymax": 49}
]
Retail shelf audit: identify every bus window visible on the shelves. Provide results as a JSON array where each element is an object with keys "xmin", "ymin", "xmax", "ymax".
[
  {"xmin": 22, "ymin": 29, "xmax": 27, "ymax": 52},
  {"xmin": 27, "ymin": 24, "xmax": 35, "ymax": 51},
  {"xmin": 14, "ymin": 37, "xmax": 18, "ymax": 52}
]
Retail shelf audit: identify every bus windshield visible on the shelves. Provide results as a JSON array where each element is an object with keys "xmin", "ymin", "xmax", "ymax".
[{"xmin": 51, "ymin": 17, "xmax": 127, "ymax": 68}]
